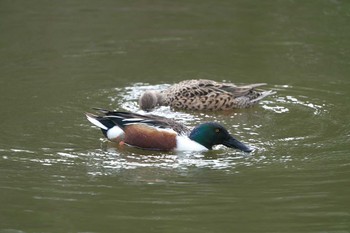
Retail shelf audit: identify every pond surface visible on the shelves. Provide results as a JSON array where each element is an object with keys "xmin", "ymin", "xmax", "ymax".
[{"xmin": 1, "ymin": 1, "xmax": 349, "ymax": 232}]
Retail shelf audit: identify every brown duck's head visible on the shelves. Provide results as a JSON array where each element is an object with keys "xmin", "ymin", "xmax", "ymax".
[{"xmin": 139, "ymin": 91, "xmax": 161, "ymax": 111}]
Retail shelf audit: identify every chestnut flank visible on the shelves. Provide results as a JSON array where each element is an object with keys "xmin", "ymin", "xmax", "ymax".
[{"xmin": 124, "ymin": 124, "xmax": 177, "ymax": 151}]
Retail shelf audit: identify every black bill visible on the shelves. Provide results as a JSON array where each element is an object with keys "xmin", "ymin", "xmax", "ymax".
[{"xmin": 223, "ymin": 136, "xmax": 253, "ymax": 152}]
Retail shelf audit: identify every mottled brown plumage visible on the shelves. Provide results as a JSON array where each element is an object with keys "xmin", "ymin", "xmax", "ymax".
[{"xmin": 139, "ymin": 79, "xmax": 275, "ymax": 111}]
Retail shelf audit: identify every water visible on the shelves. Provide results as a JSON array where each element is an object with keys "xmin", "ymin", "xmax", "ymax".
[{"xmin": 1, "ymin": 0, "xmax": 350, "ymax": 232}]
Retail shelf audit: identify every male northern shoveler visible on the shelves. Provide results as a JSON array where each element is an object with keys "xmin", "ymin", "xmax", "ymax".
[
  {"xmin": 86, "ymin": 109, "xmax": 253, "ymax": 152},
  {"xmin": 139, "ymin": 79, "xmax": 275, "ymax": 111}
]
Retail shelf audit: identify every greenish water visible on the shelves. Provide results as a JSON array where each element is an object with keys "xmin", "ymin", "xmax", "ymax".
[{"xmin": 1, "ymin": 0, "xmax": 349, "ymax": 232}]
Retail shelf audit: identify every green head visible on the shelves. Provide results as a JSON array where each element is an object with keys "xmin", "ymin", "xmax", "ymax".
[{"xmin": 189, "ymin": 122, "xmax": 253, "ymax": 152}]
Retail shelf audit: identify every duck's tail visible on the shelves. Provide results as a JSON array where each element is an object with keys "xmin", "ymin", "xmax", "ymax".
[
  {"xmin": 251, "ymin": 90, "xmax": 276, "ymax": 103},
  {"xmin": 86, "ymin": 113, "xmax": 112, "ymax": 130},
  {"xmin": 228, "ymin": 83, "xmax": 269, "ymax": 97},
  {"xmin": 238, "ymin": 83, "xmax": 267, "ymax": 89},
  {"xmin": 85, "ymin": 112, "xmax": 124, "ymax": 141}
]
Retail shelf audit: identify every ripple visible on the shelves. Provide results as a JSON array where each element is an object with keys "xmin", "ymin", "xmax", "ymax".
[
  {"xmin": 78, "ymin": 82, "xmax": 345, "ymax": 175},
  {"xmin": 261, "ymin": 85, "xmax": 327, "ymax": 115},
  {"xmin": 0, "ymin": 148, "xmax": 36, "ymax": 154},
  {"xmin": 80, "ymin": 147, "xmax": 253, "ymax": 177},
  {"xmin": 1, "ymin": 81, "xmax": 346, "ymax": 187},
  {"xmin": 105, "ymin": 83, "xmax": 329, "ymax": 120},
  {"xmin": 0, "ymin": 229, "xmax": 27, "ymax": 233}
]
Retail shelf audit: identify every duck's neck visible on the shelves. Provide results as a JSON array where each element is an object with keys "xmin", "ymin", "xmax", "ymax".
[
  {"xmin": 156, "ymin": 91, "xmax": 166, "ymax": 105},
  {"xmin": 189, "ymin": 132, "xmax": 213, "ymax": 150}
]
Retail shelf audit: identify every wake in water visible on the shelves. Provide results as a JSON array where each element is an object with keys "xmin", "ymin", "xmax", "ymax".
[
  {"xmin": 76, "ymin": 82, "xmax": 332, "ymax": 175},
  {"xmin": 261, "ymin": 85, "xmax": 326, "ymax": 115}
]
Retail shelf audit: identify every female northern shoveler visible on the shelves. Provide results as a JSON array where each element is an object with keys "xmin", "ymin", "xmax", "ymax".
[
  {"xmin": 86, "ymin": 109, "xmax": 253, "ymax": 152},
  {"xmin": 139, "ymin": 79, "xmax": 275, "ymax": 111}
]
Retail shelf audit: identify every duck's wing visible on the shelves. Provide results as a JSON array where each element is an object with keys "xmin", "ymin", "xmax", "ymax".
[
  {"xmin": 224, "ymin": 83, "xmax": 269, "ymax": 97},
  {"xmin": 162, "ymin": 79, "xmax": 231, "ymax": 98},
  {"xmin": 159, "ymin": 80, "xmax": 275, "ymax": 110},
  {"xmin": 163, "ymin": 79, "xmax": 267, "ymax": 98},
  {"xmin": 92, "ymin": 108, "xmax": 190, "ymax": 135},
  {"xmin": 201, "ymin": 82, "xmax": 269, "ymax": 97}
]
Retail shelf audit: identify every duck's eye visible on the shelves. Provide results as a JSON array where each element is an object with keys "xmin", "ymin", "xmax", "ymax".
[{"xmin": 215, "ymin": 128, "xmax": 220, "ymax": 133}]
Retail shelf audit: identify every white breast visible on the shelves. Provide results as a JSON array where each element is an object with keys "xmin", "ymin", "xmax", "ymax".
[{"xmin": 175, "ymin": 136, "xmax": 208, "ymax": 151}]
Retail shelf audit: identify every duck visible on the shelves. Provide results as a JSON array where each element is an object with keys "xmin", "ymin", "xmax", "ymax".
[
  {"xmin": 139, "ymin": 79, "xmax": 275, "ymax": 111},
  {"xmin": 85, "ymin": 108, "xmax": 253, "ymax": 152}
]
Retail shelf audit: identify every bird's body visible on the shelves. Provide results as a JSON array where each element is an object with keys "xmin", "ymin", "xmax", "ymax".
[
  {"xmin": 139, "ymin": 79, "xmax": 275, "ymax": 111},
  {"xmin": 86, "ymin": 109, "xmax": 252, "ymax": 152}
]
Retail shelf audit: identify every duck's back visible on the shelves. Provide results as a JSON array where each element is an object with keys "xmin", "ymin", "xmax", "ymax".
[{"xmin": 159, "ymin": 79, "xmax": 269, "ymax": 110}]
